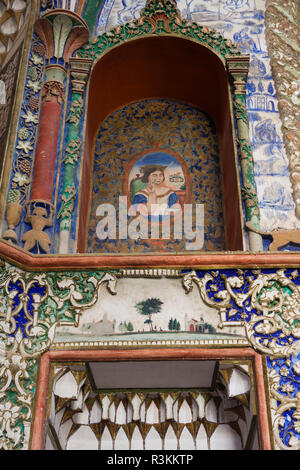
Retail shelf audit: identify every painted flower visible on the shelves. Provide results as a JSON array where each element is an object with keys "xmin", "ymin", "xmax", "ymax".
[
  {"xmin": 0, "ymin": 321, "xmax": 12, "ymax": 334},
  {"xmin": 215, "ymin": 290, "xmax": 227, "ymax": 300},
  {"xmin": 255, "ymin": 322, "xmax": 273, "ymax": 334},
  {"xmin": 19, "ymin": 292, "xmax": 30, "ymax": 304},
  {"xmin": 11, "ymin": 354, "xmax": 27, "ymax": 372},
  {"xmin": 12, "ymin": 172, "xmax": 30, "ymax": 187},
  {"xmin": 1, "ymin": 354, "xmax": 27, "ymax": 380},
  {"xmin": 0, "ymin": 436, "xmax": 9, "ymax": 450},
  {"xmin": 259, "ymin": 287, "xmax": 279, "ymax": 305}
]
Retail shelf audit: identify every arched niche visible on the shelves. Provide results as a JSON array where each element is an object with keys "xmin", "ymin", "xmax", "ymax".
[{"xmin": 77, "ymin": 35, "xmax": 244, "ymax": 252}]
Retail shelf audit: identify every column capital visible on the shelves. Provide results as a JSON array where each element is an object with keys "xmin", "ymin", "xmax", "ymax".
[
  {"xmin": 226, "ymin": 55, "xmax": 250, "ymax": 94},
  {"xmin": 69, "ymin": 57, "xmax": 93, "ymax": 94},
  {"xmin": 34, "ymin": 10, "xmax": 89, "ymax": 71}
]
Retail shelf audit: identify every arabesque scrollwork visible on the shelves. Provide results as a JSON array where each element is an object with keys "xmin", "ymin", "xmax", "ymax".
[
  {"xmin": 183, "ymin": 268, "xmax": 300, "ymax": 450},
  {"xmin": 0, "ymin": 264, "xmax": 118, "ymax": 449},
  {"xmin": 183, "ymin": 269, "xmax": 300, "ymax": 357}
]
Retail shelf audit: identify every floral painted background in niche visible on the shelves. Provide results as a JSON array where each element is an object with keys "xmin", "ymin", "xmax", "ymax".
[
  {"xmin": 87, "ymin": 99, "xmax": 225, "ymax": 253},
  {"xmin": 95, "ymin": 0, "xmax": 298, "ymax": 236}
]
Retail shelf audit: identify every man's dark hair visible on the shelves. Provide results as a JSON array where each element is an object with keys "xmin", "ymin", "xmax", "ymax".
[{"xmin": 140, "ymin": 165, "xmax": 166, "ymax": 183}]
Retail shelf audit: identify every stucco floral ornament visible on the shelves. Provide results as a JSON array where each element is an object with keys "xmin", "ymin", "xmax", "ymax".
[
  {"xmin": 268, "ymin": 361, "xmax": 300, "ymax": 450},
  {"xmin": 0, "ymin": 263, "xmax": 118, "ymax": 449},
  {"xmin": 0, "ymin": 331, "xmax": 33, "ymax": 407},
  {"xmin": 0, "ymin": 401, "xmax": 22, "ymax": 450},
  {"xmin": 182, "ymin": 269, "xmax": 300, "ymax": 357}
]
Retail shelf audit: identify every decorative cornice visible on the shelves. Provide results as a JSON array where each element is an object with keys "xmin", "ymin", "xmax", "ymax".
[
  {"xmin": 2, "ymin": 240, "xmax": 300, "ymax": 271},
  {"xmin": 76, "ymin": 1, "xmax": 241, "ymax": 63}
]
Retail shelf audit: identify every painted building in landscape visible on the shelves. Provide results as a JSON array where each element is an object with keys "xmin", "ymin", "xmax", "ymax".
[{"xmin": 0, "ymin": 0, "xmax": 299, "ymax": 450}]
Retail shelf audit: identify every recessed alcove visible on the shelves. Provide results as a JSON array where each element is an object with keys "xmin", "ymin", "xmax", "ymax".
[
  {"xmin": 86, "ymin": 98, "xmax": 226, "ymax": 252},
  {"xmin": 77, "ymin": 35, "xmax": 244, "ymax": 252}
]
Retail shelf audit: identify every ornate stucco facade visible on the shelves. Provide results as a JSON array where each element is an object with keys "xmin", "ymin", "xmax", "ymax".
[{"xmin": 0, "ymin": 0, "xmax": 299, "ymax": 450}]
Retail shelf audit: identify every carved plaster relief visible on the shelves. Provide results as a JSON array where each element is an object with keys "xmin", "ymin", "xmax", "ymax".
[{"xmin": 0, "ymin": 263, "xmax": 299, "ymax": 449}]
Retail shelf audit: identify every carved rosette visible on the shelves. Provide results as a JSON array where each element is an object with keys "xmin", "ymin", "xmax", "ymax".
[{"xmin": 140, "ymin": 0, "xmax": 180, "ymax": 32}]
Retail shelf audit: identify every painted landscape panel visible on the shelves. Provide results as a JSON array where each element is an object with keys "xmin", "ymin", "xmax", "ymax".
[{"xmin": 54, "ymin": 277, "xmax": 248, "ymax": 347}]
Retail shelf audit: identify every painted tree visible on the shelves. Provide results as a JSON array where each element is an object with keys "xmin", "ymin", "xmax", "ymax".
[
  {"xmin": 168, "ymin": 318, "xmax": 181, "ymax": 331},
  {"xmin": 126, "ymin": 321, "xmax": 134, "ymax": 332},
  {"xmin": 135, "ymin": 297, "xmax": 163, "ymax": 331}
]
